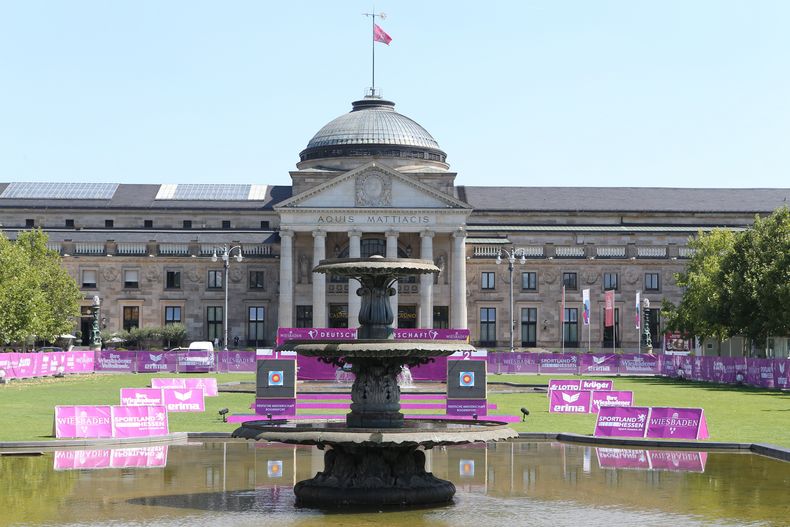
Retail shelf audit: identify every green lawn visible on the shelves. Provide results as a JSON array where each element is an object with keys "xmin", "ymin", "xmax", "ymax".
[{"xmin": 1, "ymin": 372, "xmax": 788, "ymax": 447}]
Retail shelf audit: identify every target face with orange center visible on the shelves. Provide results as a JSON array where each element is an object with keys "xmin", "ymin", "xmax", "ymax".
[
  {"xmin": 267, "ymin": 460, "xmax": 283, "ymax": 478},
  {"xmin": 460, "ymin": 371, "xmax": 475, "ymax": 387},
  {"xmin": 268, "ymin": 371, "xmax": 284, "ymax": 386},
  {"xmin": 459, "ymin": 459, "xmax": 475, "ymax": 477}
]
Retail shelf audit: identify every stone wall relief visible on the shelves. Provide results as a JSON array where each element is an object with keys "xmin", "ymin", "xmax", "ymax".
[
  {"xmin": 187, "ymin": 267, "xmax": 201, "ymax": 284},
  {"xmin": 624, "ymin": 269, "xmax": 640, "ymax": 285},
  {"xmin": 230, "ymin": 267, "xmax": 244, "ymax": 283},
  {"xmin": 145, "ymin": 267, "xmax": 161, "ymax": 283},
  {"xmin": 434, "ymin": 253, "xmax": 447, "ymax": 285},
  {"xmin": 298, "ymin": 253, "xmax": 312, "ymax": 284},
  {"xmin": 582, "ymin": 271, "xmax": 598, "ymax": 285},
  {"xmin": 101, "ymin": 267, "xmax": 119, "ymax": 282},
  {"xmin": 543, "ymin": 269, "xmax": 558, "ymax": 285},
  {"xmin": 355, "ymin": 171, "xmax": 392, "ymax": 207}
]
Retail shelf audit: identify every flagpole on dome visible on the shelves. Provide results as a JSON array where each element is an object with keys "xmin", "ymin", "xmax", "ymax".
[{"xmin": 363, "ymin": 9, "xmax": 391, "ymax": 98}]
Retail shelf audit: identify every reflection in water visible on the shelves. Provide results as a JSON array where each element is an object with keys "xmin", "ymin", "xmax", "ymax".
[{"xmin": 0, "ymin": 440, "xmax": 788, "ymax": 527}]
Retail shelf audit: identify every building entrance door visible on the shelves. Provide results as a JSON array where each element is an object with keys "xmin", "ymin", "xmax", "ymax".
[
  {"xmin": 398, "ymin": 305, "xmax": 417, "ymax": 329},
  {"xmin": 329, "ymin": 304, "xmax": 348, "ymax": 328}
]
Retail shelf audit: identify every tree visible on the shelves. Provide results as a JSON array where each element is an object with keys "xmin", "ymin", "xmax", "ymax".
[
  {"xmin": 721, "ymin": 208, "xmax": 790, "ymax": 344},
  {"xmin": 662, "ymin": 228, "xmax": 737, "ymax": 342},
  {"xmin": 0, "ymin": 230, "xmax": 82, "ymax": 346}
]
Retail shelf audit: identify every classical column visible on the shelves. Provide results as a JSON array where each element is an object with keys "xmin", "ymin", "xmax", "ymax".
[
  {"xmin": 386, "ymin": 230, "xmax": 399, "ymax": 328},
  {"xmin": 419, "ymin": 230, "xmax": 434, "ymax": 328},
  {"xmin": 347, "ymin": 230, "xmax": 362, "ymax": 328},
  {"xmin": 312, "ymin": 230, "xmax": 327, "ymax": 327},
  {"xmin": 451, "ymin": 229, "xmax": 468, "ymax": 329},
  {"xmin": 277, "ymin": 229, "xmax": 294, "ymax": 328}
]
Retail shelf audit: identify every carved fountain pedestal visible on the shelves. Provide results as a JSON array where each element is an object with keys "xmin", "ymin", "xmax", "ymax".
[{"xmin": 233, "ymin": 257, "xmax": 516, "ymax": 508}]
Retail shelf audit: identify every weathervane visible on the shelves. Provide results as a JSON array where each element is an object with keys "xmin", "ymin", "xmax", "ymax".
[{"xmin": 362, "ymin": 9, "xmax": 392, "ymax": 97}]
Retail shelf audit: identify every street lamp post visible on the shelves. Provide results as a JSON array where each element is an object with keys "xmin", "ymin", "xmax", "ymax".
[
  {"xmin": 91, "ymin": 295, "xmax": 101, "ymax": 351},
  {"xmin": 212, "ymin": 245, "xmax": 243, "ymax": 351},
  {"xmin": 496, "ymin": 247, "xmax": 526, "ymax": 352},
  {"xmin": 641, "ymin": 297, "xmax": 653, "ymax": 352}
]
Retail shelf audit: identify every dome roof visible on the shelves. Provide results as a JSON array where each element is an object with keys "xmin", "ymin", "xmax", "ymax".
[{"xmin": 299, "ymin": 97, "xmax": 447, "ymax": 166}]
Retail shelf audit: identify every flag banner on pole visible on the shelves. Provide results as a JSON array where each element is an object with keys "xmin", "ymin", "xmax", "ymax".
[
  {"xmin": 560, "ymin": 285, "xmax": 566, "ymax": 324},
  {"xmin": 373, "ymin": 24, "xmax": 392, "ymax": 45},
  {"xmin": 604, "ymin": 290, "xmax": 615, "ymax": 327},
  {"xmin": 635, "ymin": 291, "xmax": 641, "ymax": 330},
  {"xmin": 582, "ymin": 289, "xmax": 591, "ymax": 326}
]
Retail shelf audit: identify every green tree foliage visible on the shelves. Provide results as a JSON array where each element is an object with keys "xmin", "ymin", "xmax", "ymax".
[
  {"xmin": 0, "ymin": 230, "xmax": 82, "ymax": 344},
  {"xmin": 721, "ymin": 208, "xmax": 790, "ymax": 343},
  {"xmin": 663, "ymin": 228, "xmax": 737, "ymax": 341},
  {"xmin": 664, "ymin": 207, "xmax": 790, "ymax": 345}
]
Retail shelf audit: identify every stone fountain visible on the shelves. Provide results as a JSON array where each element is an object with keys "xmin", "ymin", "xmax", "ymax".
[{"xmin": 233, "ymin": 256, "xmax": 516, "ymax": 508}]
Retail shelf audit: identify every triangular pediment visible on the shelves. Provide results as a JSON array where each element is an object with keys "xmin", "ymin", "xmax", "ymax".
[{"xmin": 275, "ymin": 163, "xmax": 471, "ymax": 210}]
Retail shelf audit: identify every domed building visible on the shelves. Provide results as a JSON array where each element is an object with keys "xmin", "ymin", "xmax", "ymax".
[{"xmin": 0, "ymin": 93, "xmax": 788, "ymax": 356}]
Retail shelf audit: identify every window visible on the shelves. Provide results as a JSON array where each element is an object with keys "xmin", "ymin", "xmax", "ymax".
[
  {"xmin": 563, "ymin": 308, "xmax": 578, "ymax": 346},
  {"xmin": 65, "ymin": 219, "xmax": 75, "ymax": 228},
  {"xmin": 248, "ymin": 306, "xmax": 265, "ymax": 346},
  {"xmin": 249, "ymin": 271, "xmax": 265, "ymax": 289},
  {"xmin": 165, "ymin": 306, "xmax": 182, "ymax": 325},
  {"xmin": 260, "ymin": 221, "xmax": 270, "ymax": 230},
  {"xmin": 183, "ymin": 220, "xmax": 192, "ymax": 229},
  {"xmin": 433, "ymin": 306, "xmax": 449, "ymax": 329},
  {"xmin": 208, "ymin": 270, "xmax": 223, "ymax": 289},
  {"xmin": 25, "ymin": 219, "xmax": 34, "ymax": 228},
  {"xmin": 123, "ymin": 306, "xmax": 140, "ymax": 331},
  {"xmin": 222, "ymin": 220, "xmax": 231, "ymax": 229},
  {"xmin": 328, "ymin": 304, "xmax": 348, "ymax": 328},
  {"xmin": 521, "ymin": 272, "xmax": 537, "ymax": 291},
  {"xmin": 144, "ymin": 220, "xmax": 153, "ymax": 229},
  {"xmin": 603, "ymin": 308, "xmax": 620, "ymax": 347},
  {"xmin": 645, "ymin": 273, "xmax": 660, "ymax": 291},
  {"xmin": 296, "ymin": 305, "xmax": 313, "ymax": 328},
  {"xmin": 361, "ymin": 238, "xmax": 386, "ymax": 258},
  {"xmin": 123, "ymin": 269, "xmax": 139, "ymax": 289},
  {"xmin": 521, "ymin": 308, "xmax": 537, "ymax": 347},
  {"xmin": 562, "ymin": 272, "xmax": 578, "ymax": 290},
  {"xmin": 604, "ymin": 272, "xmax": 619, "ymax": 291},
  {"xmin": 105, "ymin": 219, "xmax": 114, "ymax": 228},
  {"xmin": 480, "ymin": 307, "xmax": 496, "ymax": 345},
  {"xmin": 80, "ymin": 270, "xmax": 97, "ymax": 289},
  {"xmin": 481, "ymin": 272, "xmax": 496, "ymax": 290},
  {"xmin": 207, "ymin": 306, "xmax": 223, "ymax": 342},
  {"xmin": 166, "ymin": 271, "xmax": 181, "ymax": 289}
]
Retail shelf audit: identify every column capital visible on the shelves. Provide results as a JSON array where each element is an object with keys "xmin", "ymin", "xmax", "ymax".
[
  {"xmin": 452, "ymin": 228, "xmax": 467, "ymax": 239},
  {"xmin": 312, "ymin": 229, "xmax": 326, "ymax": 239},
  {"xmin": 348, "ymin": 229, "xmax": 362, "ymax": 239},
  {"xmin": 279, "ymin": 228, "xmax": 294, "ymax": 239},
  {"xmin": 385, "ymin": 229, "xmax": 399, "ymax": 238},
  {"xmin": 420, "ymin": 229, "xmax": 435, "ymax": 239}
]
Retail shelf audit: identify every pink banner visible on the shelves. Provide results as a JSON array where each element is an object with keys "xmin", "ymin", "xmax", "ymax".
[
  {"xmin": 548, "ymin": 390, "xmax": 591, "ymax": 413},
  {"xmin": 647, "ymin": 407, "xmax": 709, "ymax": 440},
  {"xmin": 648, "ymin": 450, "xmax": 707, "ymax": 472},
  {"xmin": 590, "ymin": 390, "xmax": 634, "ymax": 413},
  {"xmin": 54, "ymin": 406, "xmax": 113, "ymax": 439},
  {"xmin": 487, "ymin": 352, "xmax": 540, "ymax": 374},
  {"xmin": 539, "ymin": 353, "xmax": 579, "ymax": 374},
  {"xmin": 295, "ymin": 354, "xmax": 450, "ymax": 381},
  {"xmin": 120, "ymin": 388, "xmax": 164, "ymax": 406},
  {"xmin": 547, "ymin": 379, "xmax": 582, "ymax": 395},
  {"xmin": 151, "ymin": 377, "xmax": 185, "ymax": 389},
  {"xmin": 64, "ymin": 351, "xmax": 96, "ymax": 374},
  {"xmin": 136, "ymin": 351, "xmax": 177, "ymax": 372},
  {"xmin": 774, "ymin": 359, "xmax": 790, "ymax": 390},
  {"xmin": 580, "ymin": 379, "xmax": 615, "ymax": 391},
  {"xmin": 111, "ymin": 406, "xmax": 169, "ymax": 438},
  {"xmin": 96, "ymin": 350, "xmax": 137, "ymax": 372},
  {"xmin": 394, "ymin": 328, "xmax": 470, "ymax": 341},
  {"xmin": 579, "ymin": 354, "xmax": 618, "ymax": 374},
  {"xmin": 162, "ymin": 387, "xmax": 205, "ymax": 412},
  {"xmin": 594, "ymin": 406, "xmax": 650, "ymax": 438},
  {"xmin": 617, "ymin": 354, "xmax": 660, "ymax": 375},
  {"xmin": 276, "ymin": 327, "xmax": 357, "ymax": 346},
  {"xmin": 54, "ymin": 446, "xmax": 168, "ymax": 470},
  {"xmin": 185, "ymin": 378, "xmax": 218, "ymax": 397},
  {"xmin": 54, "ymin": 449, "xmax": 112, "ymax": 470},
  {"xmin": 217, "ymin": 350, "xmax": 257, "ymax": 372}
]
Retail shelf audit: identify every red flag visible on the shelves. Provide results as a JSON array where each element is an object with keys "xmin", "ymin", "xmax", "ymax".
[
  {"xmin": 604, "ymin": 290, "xmax": 615, "ymax": 327},
  {"xmin": 374, "ymin": 24, "xmax": 392, "ymax": 45}
]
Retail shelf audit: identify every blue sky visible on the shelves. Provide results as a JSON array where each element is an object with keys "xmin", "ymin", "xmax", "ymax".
[{"xmin": 1, "ymin": 1, "xmax": 788, "ymax": 188}]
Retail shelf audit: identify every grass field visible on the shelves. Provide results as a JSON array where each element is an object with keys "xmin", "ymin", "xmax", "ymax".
[{"xmin": 1, "ymin": 372, "xmax": 788, "ymax": 447}]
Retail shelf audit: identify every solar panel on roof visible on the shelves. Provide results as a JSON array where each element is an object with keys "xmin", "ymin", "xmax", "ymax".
[
  {"xmin": 0, "ymin": 182, "xmax": 119, "ymax": 200},
  {"xmin": 155, "ymin": 184, "xmax": 254, "ymax": 200}
]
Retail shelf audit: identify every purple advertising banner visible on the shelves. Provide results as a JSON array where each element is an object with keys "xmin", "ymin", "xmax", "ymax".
[
  {"xmin": 185, "ymin": 378, "xmax": 218, "ymax": 397},
  {"xmin": 446, "ymin": 399, "xmax": 488, "ymax": 416},
  {"xmin": 579, "ymin": 354, "xmax": 618, "ymax": 375},
  {"xmin": 580, "ymin": 379, "xmax": 615, "ymax": 391},
  {"xmin": 174, "ymin": 350, "xmax": 214, "ymax": 373},
  {"xmin": 618, "ymin": 354, "xmax": 661, "ymax": 375},
  {"xmin": 596, "ymin": 448, "xmax": 651, "ymax": 470},
  {"xmin": 394, "ymin": 328, "xmax": 471, "ymax": 341},
  {"xmin": 218, "ymin": 350, "xmax": 257, "ymax": 372},
  {"xmin": 547, "ymin": 379, "xmax": 582, "ymax": 396},
  {"xmin": 648, "ymin": 450, "xmax": 707, "ymax": 472},
  {"xmin": 295, "ymin": 354, "xmax": 449, "ymax": 381},
  {"xmin": 590, "ymin": 391, "xmax": 634, "ymax": 413},
  {"xmin": 111, "ymin": 406, "xmax": 169, "ymax": 438},
  {"xmin": 135, "ymin": 352, "xmax": 177, "ymax": 373},
  {"xmin": 594, "ymin": 406, "xmax": 650, "ymax": 438},
  {"xmin": 548, "ymin": 390, "xmax": 591, "ymax": 413},
  {"xmin": 96, "ymin": 351, "xmax": 137, "ymax": 372},
  {"xmin": 488, "ymin": 352, "xmax": 540, "ymax": 374},
  {"xmin": 120, "ymin": 388, "xmax": 164, "ymax": 406},
  {"xmin": 774, "ymin": 359, "xmax": 790, "ymax": 390},
  {"xmin": 65, "ymin": 351, "xmax": 96, "ymax": 374},
  {"xmin": 54, "ymin": 406, "xmax": 113, "ymax": 439},
  {"xmin": 277, "ymin": 327, "xmax": 470, "ymax": 346},
  {"xmin": 647, "ymin": 407, "xmax": 709, "ymax": 440},
  {"xmin": 151, "ymin": 377, "xmax": 185, "ymax": 389},
  {"xmin": 162, "ymin": 388, "xmax": 205, "ymax": 412},
  {"xmin": 539, "ymin": 353, "xmax": 579, "ymax": 374},
  {"xmin": 255, "ymin": 398, "xmax": 297, "ymax": 416}
]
